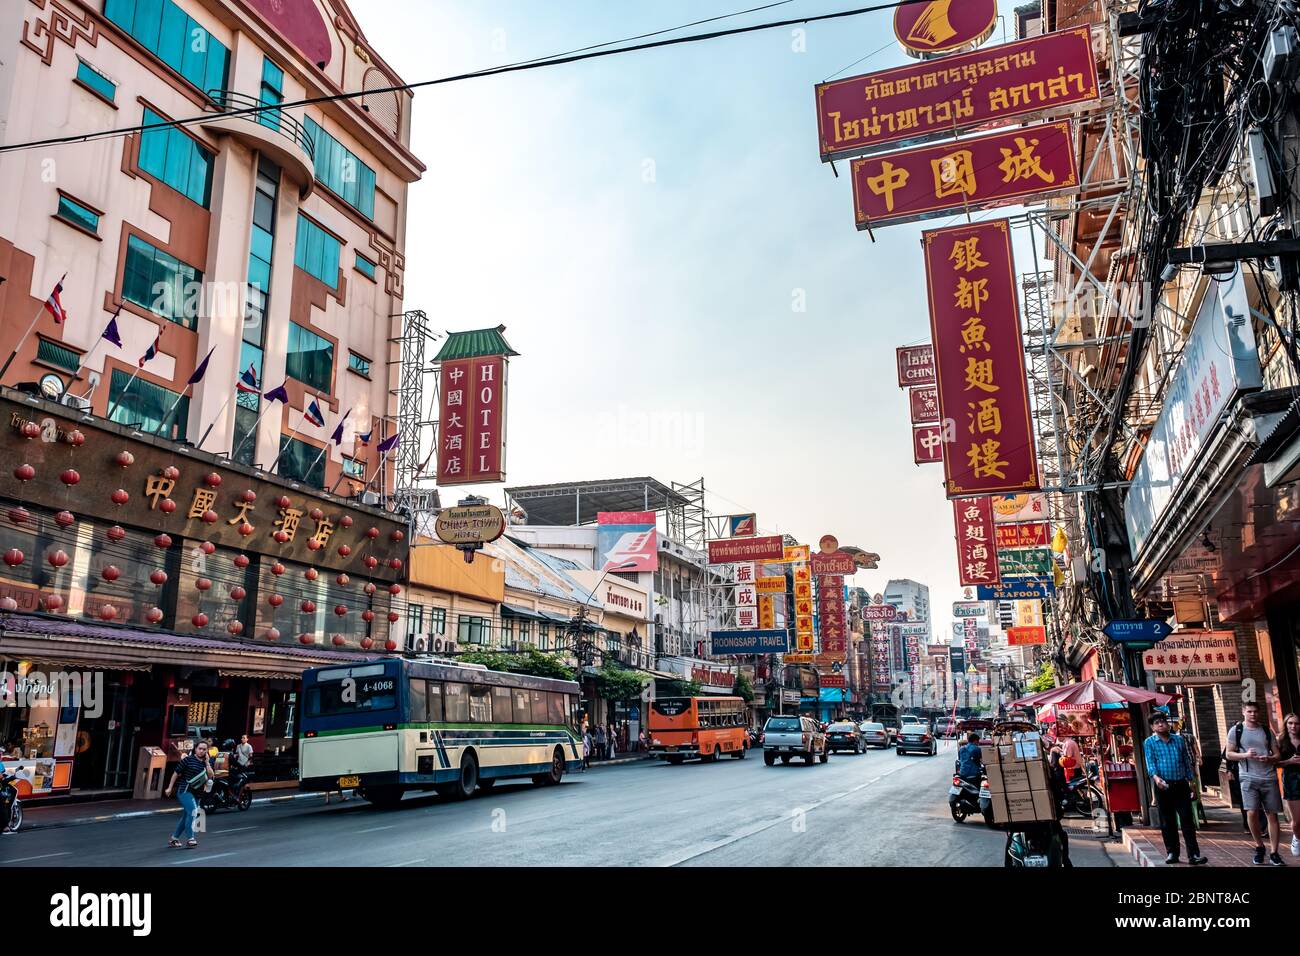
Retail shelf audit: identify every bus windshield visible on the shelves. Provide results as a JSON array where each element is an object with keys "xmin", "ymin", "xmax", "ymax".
[{"xmin": 305, "ymin": 673, "xmax": 399, "ymax": 718}]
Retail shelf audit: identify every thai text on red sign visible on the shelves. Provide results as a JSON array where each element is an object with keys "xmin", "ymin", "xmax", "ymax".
[
  {"xmin": 815, "ymin": 27, "xmax": 1099, "ymax": 160},
  {"xmin": 897, "ymin": 344, "xmax": 935, "ymax": 387},
  {"xmin": 924, "ymin": 219, "xmax": 1040, "ymax": 496},
  {"xmin": 910, "ymin": 386, "xmax": 939, "ymax": 424},
  {"xmin": 954, "ymin": 496, "xmax": 1000, "ymax": 588},
  {"xmin": 851, "ymin": 121, "xmax": 1079, "ymax": 228},
  {"xmin": 811, "ymin": 551, "xmax": 855, "ymax": 576},
  {"xmin": 708, "ymin": 535, "xmax": 785, "ymax": 564},
  {"xmin": 438, "ymin": 355, "xmax": 506, "ymax": 484},
  {"xmin": 995, "ymin": 522, "xmax": 1051, "ymax": 549}
]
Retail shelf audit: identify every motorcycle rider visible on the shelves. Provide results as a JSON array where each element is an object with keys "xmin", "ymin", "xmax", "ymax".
[{"xmin": 956, "ymin": 731, "xmax": 983, "ymax": 785}]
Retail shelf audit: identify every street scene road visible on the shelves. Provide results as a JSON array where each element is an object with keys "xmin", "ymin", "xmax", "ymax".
[{"xmin": 12, "ymin": 743, "xmax": 1118, "ymax": 867}]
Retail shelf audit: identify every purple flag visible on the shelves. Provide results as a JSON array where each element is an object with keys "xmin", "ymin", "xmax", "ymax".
[
  {"xmin": 264, "ymin": 382, "xmax": 289, "ymax": 404},
  {"xmin": 187, "ymin": 346, "xmax": 215, "ymax": 385},
  {"xmin": 331, "ymin": 409, "xmax": 351, "ymax": 445},
  {"xmin": 101, "ymin": 307, "xmax": 123, "ymax": 348},
  {"xmin": 376, "ymin": 433, "xmax": 400, "ymax": 454}
]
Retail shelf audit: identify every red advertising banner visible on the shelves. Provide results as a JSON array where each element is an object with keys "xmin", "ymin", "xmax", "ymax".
[
  {"xmin": 894, "ymin": 0, "xmax": 997, "ymax": 58},
  {"xmin": 924, "ymin": 219, "xmax": 1040, "ymax": 496},
  {"xmin": 811, "ymin": 551, "xmax": 855, "ymax": 576},
  {"xmin": 996, "ymin": 522, "xmax": 1051, "ymax": 549},
  {"xmin": 862, "ymin": 603, "xmax": 898, "ymax": 622},
  {"xmin": 438, "ymin": 355, "xmax": 507, "ymax": 484},
  {"xmin": 897, "ymin": 344, "xmax": 935, "ymax": 387},
  {"xmin": 1007, "ymin": 625, "xmax": 1047, "ymax": 646},
  {"xmin": 909, "ymin": 385, "xmax": 939, "ymax": 424},
  {"xmin": 818, "ymin": 575, "xmax": 847, "ymax": 654},
  {"xmin": 851, "ymin": 121, "xmax": 1079, "ymax": 229},
  {"xmin": 820, "ymin": 674, "xmax": 848, "ymax": 689},
  {"xmin": 954, "ymin": 497, "xmax": 1000, "ymax": 588},
  {"xmin": 815, "ymin": 27, "xmax": 1100, "ymax": 161},
  {"xmin": 708, "ymin": 535, "xmax": 785, "ymax": 564},
  {"xmin": 913, "ymin": 423, "xmax": 944, "ymax": 464}
]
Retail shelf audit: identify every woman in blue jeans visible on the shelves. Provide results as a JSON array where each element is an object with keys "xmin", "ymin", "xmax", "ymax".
[{"xmin": 164, "ymin": 741, "xmax": 211, "ymax": 848}]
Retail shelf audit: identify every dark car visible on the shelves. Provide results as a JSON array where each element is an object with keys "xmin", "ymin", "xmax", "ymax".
[
  {"xmin": 895, "ymin": 724, "xmax": 938, "ymax": 756},
  {"xmin": 825, "ymin": 720, "xmax": 867, "ymax": 754}
]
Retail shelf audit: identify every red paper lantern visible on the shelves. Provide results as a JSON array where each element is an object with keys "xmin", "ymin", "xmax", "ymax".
[
  {"xmin": 155, "ymin": 533, "xmax": 173, "ymax": 548},
  {"xmin": 196, "ymin": 578, "xmax": 212, "ymax": 591},
  {"xmin": 66, "ymin": 429, "xmax": 85, "ymax": 447},
  {"xmin": 146, "ymin": 607, "xmax": 164, "ymax": 624},
  {"xmin": 387, "ymin": 612, "xmax": 400, "ymax": 624},
  {"xmin": 238, "ymin": 522, "xmax": 255, "ymax": 537},
  {"xmin": 150, "ymin": 570, "xmax": 168, "ymax": 586},
  {"xmin": 338, "ymin": 544, "xmax": 352, "ymax": 558},
  {"xmin": 273, "ymin": 530, "xmax": 290, "ymax": 544},
  {"xmin": 107, "ymin": 524, "xmax": 127, "ymax": 541},
  {"xmin": 264, "ymin": 627, "xmax": 281, "ymax": 641},
  {"xmin": 388, "ymin": 558, "xmax": 403, "ymax": 571},
  {"xmin": 309, "ymin": 507, "xmax": 325, "ymax": 522},
  {"xmin": 3, "ymin": 549, "xmax": 23, "ymax": 567},
  {"xmin": 20, "ymin": 421, "xmax": 41, "ymax": 440},
  {"xmin": 0, "ymin": 597, "xmax": 16, "ymax": 612},
  {"xmin": 332, "ymin": 634, "xmax": 346, "ymax": 647},
  {"xmin": 388, "ymin": 584, "xmax": 402, "ymax": 596},
  {"xmin": 101, "ymin": 565, "xmax": 121, "ymax": 582},
  {"xmin": 363, "ymin": 582, "xmax": 377, "ymax": 596},
  {"xmin": 110, "ymin": 488, "xmax": 130, "ymax": 505},
  {"xmin": 12, "ymin": 464, "xmax": 35, "ymax": 482},
  {"xmin": 390, "ymin": 530, "xmax": 405, "ymax": 542},
  {"xmin": 361, "ymin": 610, "xmax": 375, "ymax": 623},
  {"xmin": 228, "ymin": 620, "xmax": 244, "ymax": 635},
  {"xmin": 55, "ymin": 510, "xmax": 75, "ymax": 527},
  {"xmin": 233, "ymin": 554, "xmax": 250, "ymax": 569},
  {"xmin": 201, "ymin": 509, "xmax": 219, "ymax": 524},
  {"xmin": 364, "ymin": 556, "xmax": 379, "ymax": 569},
  {"xmin": 277, "ymin": 495, "xmax": 292, "ymax": 509},
  {"xmin": 366, "ymin": 527, "xmax": 379, "ymax": 539},
  {"xmin": 301, "ymin": 600, "xmax": 316, "ymax": 613},
  {"xmin": 306, "ymin": 539, "xmax": 322, "ymax": 551},
  {"xmin": 384, "ymin": 639, "xmax": 398, "ymax": 651},
  {"xmin": 60, "ymin": 468, "xmax": 80, "ymax": 486},
  {"xmin": 192, "ymin": 613, "xmax": 209, "ymax": 628},
  {"xmin": 47, "ymin": 549, "xmax": 69, "ymax": 568},
  {"xmin": 339, "ymin": 515, "xmax": 354, "ymax": 528},
  {"xmin": 201, "ymin": 541, "xmax": 216, "ymax": 555},
  {"xmin": 163, "ymin": 465, "xmax": 180, "ymax": 481},
  {"xmin": 159, "ymin": 498, "xmax": 177, "ymax": 514},
  {"xmin": 241, "ymin": 490, "xmax": 257, "ymax": 504},
  {"xmin": 299, "ymin": 634, "xmax": 314, "ymax": 645},
  {"xmin": 304, "ymin": 568, "xmax": 319, "ymax": 582},
  {"xmin": 204, "ymin": 472, "xmax": 222, "ymax": 488},
  {"xmin": 115, "ymin": 450, "xmax": 135, "ymax": 468},
  {"xmin": 334, "ymin": 604, "xmax": 348, "ymax": 617},
  {"xmin": 8, "ymin": 507, "xmax": 29, "ymax": 524},
  {"xmin": 360, "ymin": 637, "xmax": 374, "ymax": 650},
  {"xmin": 43, "ymin": 594, "xmax": 64, "ymax": 612},
  {"xmin": 99, "ymin": 604, "xmax": 118, "ymax": 621},
  {"xmin": 271, "ymin": 562, "xmax": 285, "ymax": 576},
  {"xmin": 230, "ymin": 586, "xmax": 247, "ymax": 601},
  {"xmin": 336, "ymin": 573, "xmax": 350, "ymax": 586},
  {"xmin": 268, "ymin": 593, "xmax": 284, "ymax": 608}
]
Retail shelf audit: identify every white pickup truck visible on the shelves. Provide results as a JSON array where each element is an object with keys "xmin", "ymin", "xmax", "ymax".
[{"xmin": 762, "ymin": 715, "xmax": 829, "ymax": 766}]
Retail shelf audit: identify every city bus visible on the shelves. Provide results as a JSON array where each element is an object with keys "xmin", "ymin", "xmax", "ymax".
[
  {"xmin": 299, "ymin": 658, "xmax": 583, "ymax": 806},
  {"xmin": 647, "ymin": 696, "xmax": 748, "ymax": 764}
]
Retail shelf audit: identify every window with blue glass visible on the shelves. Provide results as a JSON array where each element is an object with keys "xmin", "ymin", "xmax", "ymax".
[
  {"xmin": 259, "ymin": 58, "xmax": 284, "ymax": 132},
  {"xmin": 122, "ymin": 235, "xmax": 201, "ymax": 330},
  {"xmin": 278, "ymin": 435, "xmax": 325, "ymax": 487},
  {"xmin": 293, "ymin": 215, "xmax": 340, "ymax": 289},
  {"xmin": 343, "ymin": 456, "xmax": 365, "ymax": 479},
  {"xmin": 303, "ymin": 117, "xmax": 376, "ymax": 220},
  {"xmin": 108, "ymin": 368, "xmax": 189, "ymax": 439},
  {"xmin": 103, "ymin": 0, "xmax": 229, "ymax": 98},
  {"xmin": 286, "ymin": 322, "xmax": 334, "ymax": 392},
  {"xmin": 354, "ymin": 252, "xmax": 376, "ymax": 280},
  {"xmin": 139, "ymin": 108, "xmax": 213, "ymax": 207},
  {"xmin": 75, "ymin": 60, "xmax": 116, "ymax": 102},
  {"xmin": 55, "ymin": 195, "xmax": 100, "ymax": 234},
  {"xmin": 347, "ymin": 352, "xmax": 371, "ymax": 377}
]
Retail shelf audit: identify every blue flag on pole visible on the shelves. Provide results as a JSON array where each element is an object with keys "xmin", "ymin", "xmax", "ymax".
[{"xmin": 101, "ymin": 307, "xmax": 123, "ymax": 348}]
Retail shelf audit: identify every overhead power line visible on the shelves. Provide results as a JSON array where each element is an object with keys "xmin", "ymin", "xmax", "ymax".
[{"xmin": 0, "ymin": 0, "xmax": 916, "ymax": 156}]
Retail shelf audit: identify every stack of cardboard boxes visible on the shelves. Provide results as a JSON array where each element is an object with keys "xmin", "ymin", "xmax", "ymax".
[{"xmin": 983, "ymin": 731, "xmax": 1055, "ymax": 824}]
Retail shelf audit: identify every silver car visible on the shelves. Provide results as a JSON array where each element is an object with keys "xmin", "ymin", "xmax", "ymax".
[{"xmin": 858, "ymin": 721, "xmax": 891, "ymax": 749}]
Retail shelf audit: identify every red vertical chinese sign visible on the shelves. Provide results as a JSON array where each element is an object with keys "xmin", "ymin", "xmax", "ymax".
[
  {"xmin": 953, "ymin": 496, "xmax": 1000, "ymax": 588},
  {"xmin": 438, "ymin": 355, "xmax": 508, "ymax": 485}
]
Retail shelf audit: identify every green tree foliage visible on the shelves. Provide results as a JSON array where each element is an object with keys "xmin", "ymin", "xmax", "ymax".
[
  {"xmin": 660, "ymin": 678, "xmax": 702, "ymax": 698},
  {"xmin": 457, "ymin": 648, "xmax": 575, "ymax": 682},
  {"xmin": 594, "ymin": 664, "xmax": 650, "ymax": 702},
  {"xmin": 1026, "ymin": 659, "xmax": 1057, "ymax": 694},
  {"xmin": 732, "ymin": 672, "xmax": 755, "ymax": 702}
]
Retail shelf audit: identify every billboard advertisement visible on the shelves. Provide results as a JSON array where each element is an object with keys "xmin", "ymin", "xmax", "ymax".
[
  {"xmin": 723, "ymin": 513, "xmax": 757, "ymax": 537},
  {"xmin": 991, "ymin": 493, "xmax": 1048, "ymax": 523},
  {"xmin": 711, "ymin": 629, "xmax": 790, "ymax": 655},
  {"xmin": 815, "ymin": 27, "xmax": 1100, "ymax": 160},
  {"xmin": 596, "ymin": 511, "xmax": 658, "ymax": 572},
  {"xmin": 924, "ymin": 219, "xmax": 1040, "ymax": 497},
  {"xmin": 708, "ymin": 535, "xmax": 784, "ymax": 564},
  {"xmin": 954, "ymin": 496, "xmax": 1000, "ymax": 588},
  {"xmin": 851, "ymin": 121, "xmax": 1079, "ymax": 229}
]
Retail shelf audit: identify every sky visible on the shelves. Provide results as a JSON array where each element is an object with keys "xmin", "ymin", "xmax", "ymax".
[{"xmin": 359, "ymin": 0, "xmax": 1040, "ymax": 644}]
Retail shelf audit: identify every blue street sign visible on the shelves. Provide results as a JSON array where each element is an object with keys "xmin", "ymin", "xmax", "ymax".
[
  {"xmin": 976, "ymin": 579, "xmax": 1054, "ymax": 601},
  {"xmin": 710, "ymin": 628, "xmax": 790, "ymax": 655},
  {"xmin": 1102, "ymin": 619, "xmax": 1173, "ymax": 643},
  {"xmin": 629, "ymin": 706, "xmax": 640, "ymax": 720}
]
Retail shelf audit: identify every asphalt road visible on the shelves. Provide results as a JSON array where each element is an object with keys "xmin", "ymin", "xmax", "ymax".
[{"xmin": 9, "ymin": 740, "xmax": 1120, "ymax": 867}]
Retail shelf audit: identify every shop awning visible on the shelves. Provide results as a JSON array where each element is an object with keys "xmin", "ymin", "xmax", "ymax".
[
  {"xmin": 5, "ymin": 656, "xmax": 152, "ymax": 672},
  {"xmin": 219, "ymin": 669, "xmax": 301, "ymax": 680},
  {"xmin": 502, "ymin": 603, "xmax": 547, "ymax": 621}
]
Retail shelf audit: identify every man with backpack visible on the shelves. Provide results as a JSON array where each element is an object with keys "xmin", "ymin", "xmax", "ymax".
[{"xmin": 1225, "ymin": 702, "xmax": 1286, "ymax": 866}]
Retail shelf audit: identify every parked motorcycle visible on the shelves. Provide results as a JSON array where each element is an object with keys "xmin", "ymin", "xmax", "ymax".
[
  {"xmin": 1, "ymin": 771, "xmax": 22, "ymax": 834},
  {"xmin": 948, "ymin": 771, "xmax": 993, "ymax": 826},
  {"xmin": 1060, "ymin": 763, "xmax": 1105, "ymax": 818},
  {"xmin": 1004, "ymin": 822, "xmax": 1065, "ymax": 868},
  {"xmin": 199, "ymin": 766, "xmax": 253, "ymax": 813}
]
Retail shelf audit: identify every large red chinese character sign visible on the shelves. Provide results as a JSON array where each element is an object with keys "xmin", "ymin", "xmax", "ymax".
[
  {"xmin": 437, "ymin": 355, "xmax": 508, "ymax": 485},
  {"xmin": 953, "ymin": 496, "xmax": 1000, "ymax": 588},
  {"xmin": 923, "ymin": 219, "xmax": 1039, "ymax": 497}
]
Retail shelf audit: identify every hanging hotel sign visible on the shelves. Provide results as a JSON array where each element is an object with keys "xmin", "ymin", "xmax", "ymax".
[
  {"xmin": 437, "ymin": 354, "xmax": 507, "ymax": 485},
  {"xmin": 434, "ymin": 503, "xmax": 506, "ymax": 546},
  {"xmin": 910, "ymin": 385, "xmax": 939, "ymax": 424},
  {"xmin": 708, "ymin": 535, "xmax": 784, "ymax": 564},
  {"xmin": 897, "ymin": 344, "xmax": 936, "ymax": 387},
  {"xmin": 816, "ymin": 27, "xmax": 1099, "ymax": 161},
  {"xmin": 894, "ymin": 0, "xmax": 997, "ymax": 58},
  {"xmin": 954, "ymin": 496, "xmax": 1000, "ymax": 588},
  {"xmin": 924, "ymin": 219, "xmax": 1040, "ymax": 497},
  {"xmin": 851, "ymin": 121, "xmax": 1079, "ymax": 229}
]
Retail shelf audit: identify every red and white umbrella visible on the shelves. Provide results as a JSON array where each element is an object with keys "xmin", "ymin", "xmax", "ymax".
[{"xmin": 1011, "ymin": 677, "xmax": 1178, "ymax": 709}]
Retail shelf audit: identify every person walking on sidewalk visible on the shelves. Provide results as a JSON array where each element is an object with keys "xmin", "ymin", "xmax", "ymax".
[
  {"xmin": 595, "ymin": 725, "xmax": 607, "ymax": 761},
  {"xmin": 164, "ymin": 741, "xmax": 211, "ymax": 849},
  {"xmin": 1143, "ymin": 712, "xmax": 1208, "ymax": 865},
  {"xmin": 1227, "ymin": 702, "xmax": 1286, "ymax": 865},
  {"xmin": 582, "ymin": 728, "xmax": 592, "ymax": 769},
  {"xmin": 1280, "ymin": 713, "xmax": 1300, "ymax": 858}
]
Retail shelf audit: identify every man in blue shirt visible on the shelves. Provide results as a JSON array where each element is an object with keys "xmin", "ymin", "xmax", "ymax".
[
  {"xmin": 1143, "ymin": 712, "xmax": 1207, "ymax": 865},
  {"xmin": 957, "ymin": 731, "xmax": 983, "ymax": 781}
]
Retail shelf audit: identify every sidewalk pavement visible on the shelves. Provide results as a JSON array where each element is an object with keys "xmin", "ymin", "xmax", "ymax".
[
  {"xmin": 1120, "ymin": 792, "xmax": 1296, "ymax": 867},
  {"xmin": 22, "ymin": 753, "xmax": 655, "ymax": 831}
]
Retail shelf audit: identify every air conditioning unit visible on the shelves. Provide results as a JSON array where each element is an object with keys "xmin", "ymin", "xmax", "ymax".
[
  {"xmin": 408, "ymin": 634, "xmax": 429, "ymax": 653},
  {"xmin": 360, "ymin": 491, "xmax": 381, "ymax": 506},
  {"xmin": 60, "ymin": 393, "xmax": 91, "ymax": 411}
]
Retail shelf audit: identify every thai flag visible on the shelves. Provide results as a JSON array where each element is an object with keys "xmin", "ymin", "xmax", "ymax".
[
  {"xmin": 236, "ymin": 363, "xmax": 260, "ymax": 395},
  {"xmin": 139, "ymin": 329, "xmax": 162, "ymax": 367},
  {"xmin": 43, "ymin": 274, "xmax": 68, "ymax": 325},
  {"xmin": 304, "ymin": 399, "xmax": 325, "ymax": 427}
]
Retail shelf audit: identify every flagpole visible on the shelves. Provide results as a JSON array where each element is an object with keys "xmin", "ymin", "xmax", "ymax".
[
  {"xmin": 59, "ymin": 337, "xmax": 104, "ymax": 401},
  {"xmin": 195, "ymin": 389, "xmax": 239, "ymax": 451},
  {"xmin": 103, "ymin": 362, "xmax": 147, "ymax": 421},
  {"xmin": 0, "ymin": 274, "xmax": 63, "ymax": 382},
  {"xmin": 268, "ymin": 422, "xmax": 305, "ymax": 474},
  {"xmin": 153, "ymin": 381, "xmax": 194, "ymax": 439}
]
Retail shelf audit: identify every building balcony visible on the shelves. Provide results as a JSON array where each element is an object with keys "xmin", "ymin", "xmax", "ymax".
[{"xmin": 200, "ymin": 92, "xmax": 315, "ymax": 198}]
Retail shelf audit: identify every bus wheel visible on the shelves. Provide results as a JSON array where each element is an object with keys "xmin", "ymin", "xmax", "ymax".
[
  {"xmin": 442, "ymin": 752, "xmax": 478, "ymax": 800},
  {"xmin": 533, "ymin": 747, "xmax": 565, "ymax": 786},
  {"xmin": 733, "ymin": 744, "xmax": 746, "ymax": 759}
]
